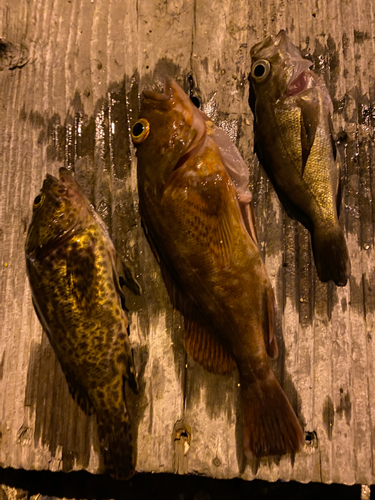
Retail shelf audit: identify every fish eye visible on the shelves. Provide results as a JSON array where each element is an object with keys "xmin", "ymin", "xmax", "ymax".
[
  {"xmin": 131, "ymin": 118, "xmax": 150, "ymax": 144},
  {"xmin": 33, "ymin": 193, "xmax": 45, "ymax": 210},
  {"xmin": 251, "ymin": 60, "xmax": 271, "ymax": 82}
]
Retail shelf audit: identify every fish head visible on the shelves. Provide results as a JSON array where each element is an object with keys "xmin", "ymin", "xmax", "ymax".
[
  {"xmin": 25, "ymin": 167, "xmax": 91, "ymax": 257},
  {"xmin": 249, "ymin": 30, "xmax": 315, "ymax": 108},
  {"xmin": 132, "ymin": 78, "xmax": 206, "ymax": 191}
]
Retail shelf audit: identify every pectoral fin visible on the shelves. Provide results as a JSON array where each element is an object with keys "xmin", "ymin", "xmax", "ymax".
[
  {"xmin": 299, "ymin": 98, "xmax": 319, "ymax": 175},
  {"xmin": 210, "ymin": 199, "xmax": 234, "ymax": 269},
  {"xmin": 115, "ymin": 253, "xmax": 142, "ymax": 296},
  {"xmin": 328, "ymin": 113, "xmax": 337, "ymax": 161},
  {"xmin": 166, "ymin": 177, "xmax": 235, "ymax": 269},
  {"xmin": 327, "ymin": 113, "xmax": 342, "ymax": 216},
  {"xmin": 336, "ymin": 163, "xmax": 343, "ymax": 217},
  {"xmin": 240, "ymin": 202, "xmax": 258, "ymax": 246},
  {"xmin": 264, "ymin": 286, "xmax": 278, "ymax": 358}
]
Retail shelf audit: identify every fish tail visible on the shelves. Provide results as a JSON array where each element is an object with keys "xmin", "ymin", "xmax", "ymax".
[
  {"xmin": 312, "ymin": 225, "xmax": 351, "ymax": 286},
  {"xmin": 242, "ymin": 372, "xmax": 303, "ymax": 458},
  {"xmin": 97, "ymin": 409, "xmax": 135, "ymax": 480}
]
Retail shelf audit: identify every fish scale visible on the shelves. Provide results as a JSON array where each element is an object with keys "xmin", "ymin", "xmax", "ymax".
[
  {"xmin": 25, "ymin": 168, "xmax": 141, "ymax": 479},
  {"xmin": 249, "ymin": 30, "xmax": 350, "ymax": 285},
  {"xmin": 134, "ymin": 77, "xmax": 303, "ymax": 459}
]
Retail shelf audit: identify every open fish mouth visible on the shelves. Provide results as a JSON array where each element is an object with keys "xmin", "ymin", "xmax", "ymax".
[
  {"xmin": 286, "ymin": 69, "xmax": 316, "ymax": 96},
  {"xmin": 273, "ymin": 30, "xmax": 315, "ymax": 96},
  {"xmin": 250, "ymin": 30, "xmax": 315, "ymax": 97}
]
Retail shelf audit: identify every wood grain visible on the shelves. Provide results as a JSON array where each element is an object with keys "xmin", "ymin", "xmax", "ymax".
[{"xmin": 0, "ymin": 0, "xmax": 375, "ymax": 485}]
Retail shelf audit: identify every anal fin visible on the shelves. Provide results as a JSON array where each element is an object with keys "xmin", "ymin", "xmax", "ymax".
[
  {"xmin": 31, "ymin": 298, "xmax": 95, "ymax": 415},
  {"xmin": 157, "ymin": 252, "xmax": 237, "ymax": 375},
  {"xmin": 184, "ymin": 316, "xmax": 237, "ymax": 374},
  {"xmin": 59, "ymin": 359, "xmax": 95, "ymax": 416}
]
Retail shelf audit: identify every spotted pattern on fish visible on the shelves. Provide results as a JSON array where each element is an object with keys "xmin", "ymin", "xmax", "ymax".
[{"xmin": 25, "ymin": 168, "xmax": 140, "ymax": 479}]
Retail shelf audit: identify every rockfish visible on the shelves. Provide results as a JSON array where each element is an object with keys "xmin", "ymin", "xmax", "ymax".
[
  {"xmin": 25, "ymin": 168, "xmax": 141, "ymax": 479},
  {"xmin": 133, "ymin": 78, "xmax": 303, "ymax": 458},
  {"xmin": 249, "ymin": 30, "xmax": 350, "ymax": 286}
]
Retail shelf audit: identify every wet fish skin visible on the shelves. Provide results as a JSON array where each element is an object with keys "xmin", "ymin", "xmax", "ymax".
[
  {"xmin": 249, "ymin": 29, "xmax": 350, "ymax": 286},
  {"xmin": 25, "ymin": 167, "xmax": 140, "ymax": 479},
  {"xmin": 134, "ymin": 78, "xmax": 303, "ymax": 458}
]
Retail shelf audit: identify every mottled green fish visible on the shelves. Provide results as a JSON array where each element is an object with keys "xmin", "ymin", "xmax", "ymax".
[
  {"xmin": 249, "ymin": 30, "xmax": 350, "ymax": 286},
  {"xmin": 133, "ymin": 78, "xmax": 303, "ymax": 459},
  {"xmin": 25, "ymin": 168, "xmax": 141, "ymax": 479}
]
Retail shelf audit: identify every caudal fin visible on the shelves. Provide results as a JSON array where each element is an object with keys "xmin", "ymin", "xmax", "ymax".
[
  {"xmin": 312, "ymin": 225, "xmax": 350, "ymax": 286},
  {"xmin": 242, "ymin": 373, "xmax": 303, "ymax": 458},
  {"xmin": 97, "ymin": 411, "xmax": 135, "ymax": 480}
]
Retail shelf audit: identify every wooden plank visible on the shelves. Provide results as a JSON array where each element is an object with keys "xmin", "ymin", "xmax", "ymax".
[{"xmin": 1, "ymin": 0, "xmax": 375, "ymax": 485}]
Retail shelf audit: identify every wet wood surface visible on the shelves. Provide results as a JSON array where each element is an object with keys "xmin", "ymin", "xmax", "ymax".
[{"xmin": 0, "ymin": 0, "xmax": 375, "ymax": 486}]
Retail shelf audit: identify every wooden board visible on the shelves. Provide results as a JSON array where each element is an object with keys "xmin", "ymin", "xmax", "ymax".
[{"xmin": 0, "ymin": 0, "xmax": 375, "ymax": 485}]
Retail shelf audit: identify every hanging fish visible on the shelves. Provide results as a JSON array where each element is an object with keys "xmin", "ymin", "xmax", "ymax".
[
  {"xmin": 132, "ymin": 78, "xmax": 303, "ymax": 458},
  {"xmin": 25, "ymin": 168, "xmax": 141, "ymax": 479},
  {"xmin": 249, "ymin": 30, "xmax": 350, "ymax": 286}
]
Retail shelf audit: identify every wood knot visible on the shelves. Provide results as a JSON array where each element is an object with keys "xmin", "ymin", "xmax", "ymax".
[
  {"xmin": 173, "ymin": 420, "xmax": 191, "ymax": 456},
  {"xmin": 304, "ymin": 430, "xmax": 318, "ymax": 452},
  {"xmin": 173, "ymin": 420, "xmax": 191, "ymax": 474}
]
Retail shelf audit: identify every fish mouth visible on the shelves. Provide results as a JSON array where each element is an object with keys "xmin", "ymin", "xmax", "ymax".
[
  {"xmin": 142, "ymin": 77, "xmax": 189, "ymax": 106},
  {"xmin": 142, "ymin": 78, "xmax": 207, "ymax": 165},
  {"xmin": 142, "ymin": 77, "xmax": 177, "ymax": 104},
  {"xmin": 42, "ymin": 168, "xmax": 74, "ymax": 197},
  {"xmin": 43, "ymin": 172, "xmax": 59, "ymax": 187},
  {"xmin": 41, "ymin": 171, "xmax": 66, "ymax": 202},
  {"xmin": 273, "ymin": 30, "xmax": 315, "ymax": 96},
  {"xmin": 286, "ymin": 70, "xmax": 316, "ymax": 96}
]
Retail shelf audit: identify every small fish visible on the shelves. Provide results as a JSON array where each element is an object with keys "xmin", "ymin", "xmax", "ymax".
[
  {"xmin": 133, "ymin": 78, "xmax": 303, "ymax": 458},
  {"xmin": 249, "ymin": 30, "xmax": 350, "ymax": 286},
  {"xmin": 25, "ymin": 168, "xmax": 141, "ymax": 479}
]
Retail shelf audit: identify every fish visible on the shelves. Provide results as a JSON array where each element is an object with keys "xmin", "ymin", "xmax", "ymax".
[
  {"xmin": 132, "ymin": 78, "xmax": 303, "ymax": 458},
  {"xmin": 25, "ymin": 167, "xmax": 141, "ymax": 479},
  {"xmin": 249, "ymin": 30, "xmax": 351, "ymax": 286}
]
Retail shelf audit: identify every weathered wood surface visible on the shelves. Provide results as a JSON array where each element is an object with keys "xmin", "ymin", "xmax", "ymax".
[{"xmin": 1, "ymin": 0, "xmax": 375, "ymax": 486}]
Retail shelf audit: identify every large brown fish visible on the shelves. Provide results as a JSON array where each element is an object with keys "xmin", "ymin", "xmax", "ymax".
[
  {"xmin": 133, "ymin": 78, "xmax": 303, "ymax": 458},
  {"xmin": 25, "ymin": 168, "xmax": 141, "ymax": 479},
  {"xmin": 249, "ymin": 30, "xmax": 350, "ymax": 286}
]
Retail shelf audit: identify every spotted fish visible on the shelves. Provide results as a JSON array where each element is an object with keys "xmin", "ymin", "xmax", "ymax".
[{"xmin": 25, "ymin": 167, "xmax": 141, "ymax": 479}]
